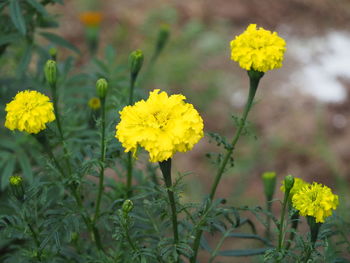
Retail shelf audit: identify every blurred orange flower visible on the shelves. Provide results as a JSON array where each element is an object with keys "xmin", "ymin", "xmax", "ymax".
[{"xmin": 79, "ymin": 12, "xmax": 102, "ymax": 27}]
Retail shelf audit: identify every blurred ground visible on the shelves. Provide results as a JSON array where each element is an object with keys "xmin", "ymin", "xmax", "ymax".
[{"xmin": 50, "ymin": 0, "xmax": 350, "ymax": 262}]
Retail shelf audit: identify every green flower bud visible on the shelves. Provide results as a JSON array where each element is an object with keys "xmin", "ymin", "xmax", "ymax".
[
  {"xmin": 49, "ymin": 47, "xmax": 57, "ymax": 60},
  {"xmin": 9, "ymin": 175, "xmax": 24, "ymax": 200},
  {"xmin": 283, "ymin": 175, "xmax": 295, "ymax": 195},
  {"xmin": 122, "ymin": 199, "xmax": 134, "ymax": 214},
  {"xmin": 44, "ymin": 59, "xmax": 57, "ymax": 86},
  {"xmin": 156, "ymin": 24, "xmax": 170, "ymax": 53},
  {"xmin": 129, "ymin": 49, "xmax": 144, "ymax": 79},
  {"xmin": 96, "ymin": 78, "xmax": 108, "ymax": 99},
  {"xmin": 71, "ymin": 232, "xmax": 79, "ymax": 242},
  {"xmin": 262, "ymin": 172, "xmax": 276, "ymax": 201},
  {"xmin": 9, "ymin": 175, "xmax": 22, "ymax": 186}
]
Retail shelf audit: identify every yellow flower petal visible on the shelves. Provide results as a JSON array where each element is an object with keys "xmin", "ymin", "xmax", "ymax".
[
  {"xmin": 292, "ymin": 182, "xmax": 339, "ymax": 223},
  {"xmin": 115, "ymin": 89, "xmax": 204, "ymax": 162},
  {"xmin": 5, "ymin": 90, "xmax": 55, "ymax": 134},
  {"xmin": 230, "ymin": 24, "xmax": 286, "ymax": 72}
]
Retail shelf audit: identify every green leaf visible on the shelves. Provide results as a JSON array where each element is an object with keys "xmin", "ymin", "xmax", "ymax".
[
  {"xmin": 217, "ymin": 248, "xmax": 270, "ymax": 257},
  {"xmin": 17, "ymin": 43, "xmax": 33, "ymax": 75},
  {"xmin": 26, "ymin": 0, "xmax": 48, "ymax": 16},
  {"xmin": 1, "ymin": 157, "xmax": 16, "ymax": 190},
  {"xmin": 40, "ymin": 32, "xmax": 80, "ymax": 54},
  {"xmin": 227, "ymin": 233, "xmax": 271, "ymax": 245},
  {"xmin": 9, "ymin": 0, "xmax": 27, "ymax": 35},
  {"xmin": 17, "ymin": 151, "xmax": 33, "ymax": 183},
  {"xmin": 0, "ymin": 33, "xmax": 22, "ymax": 46}
]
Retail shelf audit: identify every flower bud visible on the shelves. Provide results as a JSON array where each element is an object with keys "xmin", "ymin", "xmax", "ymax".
[
  {"xmin": 49, "ymin": 47, "xmax": 57, "ymax": 60},
  {"xmin": 283, "ymin": 175, "xmax": 295, "ymax": 195},
  {"xmin": 129, "ymin": 49, "xmax": 144, "ymax": 79},
  {"xmin": 156, "ymin": 24, "xmax": 170, "ymax": 53},
  {"xmin": 122, "ymin": 199, "xmax": 134, "ymax": 214},
  {"xmin": 96, "ymin": 78, "xmax": 108, "ymax": 99},
  {"xmin": 262, "ymin": 172, "xmax": 276, "ymax": 201},
  {"xmin": 9, "ymin": 175, "xmax": 24, "ymax": 200},
  {"xmin": 88, "ymin": 97, "xmax": 101, "ymax": 110},
  {"xmin": 44, "ymin": 59, "xmax": 57, "ymax": 87},
  {"xmin": 71, "ymin": 232, "xmax": 79, "ymax": 242},
  {"xmin": 9, "ymin": 175, "xmax": 22, "ymax": 186}
]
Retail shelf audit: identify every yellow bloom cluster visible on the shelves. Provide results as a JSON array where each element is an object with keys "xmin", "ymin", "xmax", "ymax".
[
  {"xmin": 292, "ymin": 183, "xmax": 339, "ymax": 223},
  {"xmin": 9, "ymin": 175, "xmax": 22, "ymax": 186},
  {"xmin": 230, "ymin": 24, "xmax": 286, "ymax": 72},
  {"xmin": 116, "ymin": 89, "xmax": 204, "ymax": 162},
  {"xmin": 79, "ymin": 12, "xmax": 102, "ymax": 27},
  {"xmin": 88, "ymin": 97, "xmax": 101, "ymax": 110},
  {"xmin": 5, "ymin": 90, "xmax": 55, "ymax": 134},
  {"xmin": 281, "ymin": 177, "xmax": 308, "ymax": 196}
]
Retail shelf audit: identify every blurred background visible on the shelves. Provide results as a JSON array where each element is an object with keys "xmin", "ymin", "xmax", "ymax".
[{"xmin": 3, "ymin": 0, "xmax": 350, "ymax": 261}]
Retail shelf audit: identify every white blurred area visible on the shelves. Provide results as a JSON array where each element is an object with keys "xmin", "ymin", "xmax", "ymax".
[{"xmin": 286, "ymin": 31, "xmax": 350, "ymax": 103}]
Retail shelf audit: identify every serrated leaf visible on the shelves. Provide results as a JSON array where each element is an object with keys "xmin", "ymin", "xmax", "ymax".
[
  {"xmin": 1, "ymin": 157, "xmax": 16, "ymax": 190},
  {"xmin": 26, "ymin": 0, "xmax": 48, "ymax": 16},
  {"xmin": 217, "ymin": 247, "xmax": 270, "ymax": 257},
  {"xmin": 9, "ymin": 0, "xmax": 26, "ymax": 35},
  {"xmin": 40, "ymin": 32, "xmax": 80, "ymax": 54}
]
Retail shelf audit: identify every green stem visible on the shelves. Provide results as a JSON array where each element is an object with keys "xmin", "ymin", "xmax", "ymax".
[
  {"xmin": 92, "ymin": 97, "xmax": 106, "ymax": 249},
  {"xmin": 34, "ymin": 132, "xmax": 65, "ymax": 176},
  {"xmin": 277, "ymin": 191, "xmax": 290, "ymax": 262},
  {"xmin": 307, "ymin": 216, "xmax": 321, "ymax": 248},
  {"xmin": 49, "ymin": 82, "xmax": 103, "ymax": 250},
  {"xmin": 34, "ymin": 134, "xmax": 100, "ymax": 249},
  {"xmin": 50, "ymin": 82, "xmax": 72, "ymax": 176},
  {"xmin": 125, "ymin": 222, "xmax": 138, "ymax": 252},
  {"xmin": 286, "ymin": 211, "xmax": 299, "ymax": 250},
  {"xmin": 126, "ymin": 76, "xmax": 136, "ymax": 197},
  {"xmin": 128, "ymin": 76, "xmax": 136, "ymax": 105},
  {"xmin": 209, "ymin": 74, "xmax": 259, "ymax": 200},
  {"xmin": 126, "ymin": 152, "xmax": 133, "ymax": 197},
  {"xmin": 28, "ymin": 223, "xmax": 42, "ymax": 261},
  {"xmin": 71, "ymin": 189, "xmax": 103, "ymax": 250},
  {"xmin": 266, "ymin": 201, "xmax": 272, "ymax": 240},
  {"xmin": 190, "ymin": 71, "xmax": 262, "ymax": 263},
  {"xmin": 208, "ymin": 230, "xmax": 230, "ymax": 263},
  {"xmin": 159, "ymin": 159, "xmax": 179, "ymax": 245}
]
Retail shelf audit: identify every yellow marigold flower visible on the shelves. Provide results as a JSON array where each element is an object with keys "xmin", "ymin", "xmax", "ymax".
[
  {"xmin": 88, "ymin": 97, "xmax": 101, "ymax": 110},
  {"xmin": 79, "ymin": 12, "xmax": 102, "ymax": 27},
  {"xmin": 292, "ymin": 183, "xmax": 339, "ymax": 223},
  {"xmin": 9, "ymin": 175, "xmax": 22, "ymax": 186},
  {"xmin": 5, "ymin": 90, "xmax": 55, "ymax": 134},
  {"xmin": 281, "ymin": 177, "xmax": 309, "ymax": 196},
  {"xmin": 230, "ymin": 24, "xmax": 286, "ymax": 72},
  {"xmin": 116, "ymin": 89, "xmax": 204, "ymax": 162}
]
